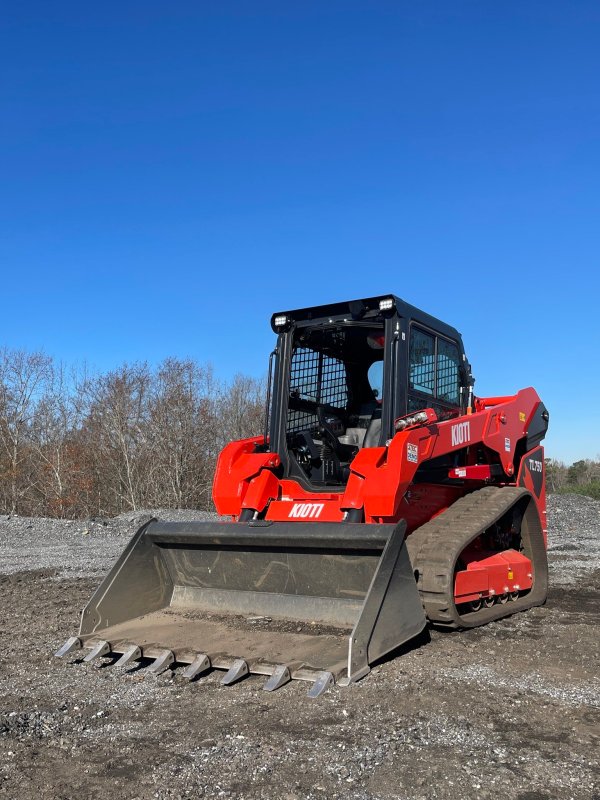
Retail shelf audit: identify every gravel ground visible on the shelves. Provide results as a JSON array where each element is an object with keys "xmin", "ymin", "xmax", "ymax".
[
  {"xmin": 0, "ymin": 494, "xmax": 598, "ymax": 800},
  {"xmin": 0, "ymin": 509, "xmax": 221, "ymax": 578}
]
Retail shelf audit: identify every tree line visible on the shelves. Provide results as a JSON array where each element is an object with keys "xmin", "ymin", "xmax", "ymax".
[
  {"xmin": 545, "ymin": 457, "xmax": 600, "ymax": 500},
  {"xmin": 2, "ymin": 346, "xmax": 598, "ymax": 518},
  {"xmin": 0, "ymin": 348, "xmax": 264, "ymax": 518}
]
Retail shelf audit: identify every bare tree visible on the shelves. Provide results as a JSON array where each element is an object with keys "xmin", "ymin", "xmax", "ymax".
[
  {"xmin": 147, "ymin": 359, "xmax": 218, "ymax": 508},
  {"xmin": 29, "ymin": 363, "xmax": 89, "ymax": 517},
  {"xmin": 0, "ymin": 349, "xmax": 52, "ymax": 514},
  {"xmin": 82, "ymin": 363, "xmax": 152, "ymax": 514},
  {"xmin": 218, "ymin": 373, "xmax": 265, "ymax": 446}
]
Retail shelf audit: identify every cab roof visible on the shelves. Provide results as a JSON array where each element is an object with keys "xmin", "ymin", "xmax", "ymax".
[{"xmin": 271, "ymin": 294, "xmax": 464, "ymax": 347}]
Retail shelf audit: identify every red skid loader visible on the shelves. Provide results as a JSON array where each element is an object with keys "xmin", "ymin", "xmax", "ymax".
[{"xmin": 56, "ymin": 295, "xmax": 549, "ymax": 697}]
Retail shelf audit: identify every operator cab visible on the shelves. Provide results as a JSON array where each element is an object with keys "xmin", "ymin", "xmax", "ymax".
[{"xmin": 268, "ymin": 295, "xmax": 471, "ymax": 490}]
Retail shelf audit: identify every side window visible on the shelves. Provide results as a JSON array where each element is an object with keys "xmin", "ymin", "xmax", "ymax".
[
  {"xmin": 368, "ymin": 360, "xmax": 383, "ymax": 399},
  {"xmin": 437, "ymin": 339, "xmax": 460, "ymax": 404},
  {"xmin": 409, "ymin": 329, "xmax": 435, "ymax": 395},
  {"xmin": 409, "ymin": 326, "xmax": 461, "ymax": 406}
]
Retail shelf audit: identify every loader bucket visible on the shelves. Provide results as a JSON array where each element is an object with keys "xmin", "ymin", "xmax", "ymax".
[{"xmin": 57, "ymin": 519, "xmax": 426, "ymax": 696}]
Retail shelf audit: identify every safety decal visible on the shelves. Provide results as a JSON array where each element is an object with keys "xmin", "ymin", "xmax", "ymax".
[
  {"xmin": 407, "ymin": 443, "xmax": 419, "ymax": 463},
  {"xmin": 505, "ymin": 437, "xmax": 511, "ymax": 452},
  {"xmin": 519, "ymin": 412, "xmax": 526, "ymax": 422}
]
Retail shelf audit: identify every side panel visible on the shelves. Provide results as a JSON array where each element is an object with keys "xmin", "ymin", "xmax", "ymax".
[{"xmin": 517, "ymin": 445, "xmax": 547, "ymax": 545}]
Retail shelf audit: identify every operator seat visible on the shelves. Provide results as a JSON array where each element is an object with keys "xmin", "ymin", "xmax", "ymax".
[{"xmin": 362, "ymin": 406, "xmax": 382, "ymax": 448}]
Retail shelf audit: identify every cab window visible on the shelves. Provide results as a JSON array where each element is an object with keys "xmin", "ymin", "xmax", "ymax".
[{"xmin": 409, "ymin": 326, "xmax": 460, "ymax": 407}]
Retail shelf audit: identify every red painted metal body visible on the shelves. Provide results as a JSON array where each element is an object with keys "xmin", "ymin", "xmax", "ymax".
[
  {"xmin": 212, "ymin": 388, "xmax": 547, "ymax": 606},
  {"xmin": 454, "ymin": 550, "xmax": 533, "ymax": 604}
]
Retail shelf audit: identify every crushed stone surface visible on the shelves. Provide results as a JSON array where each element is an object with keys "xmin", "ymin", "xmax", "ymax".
[
  {"xmin": 0, "ymin": 494, "xmax": 598, "ymax": 800},
  {"xmin": 0, "ymin": 508, "xmax": 220, "ymax": 578}
]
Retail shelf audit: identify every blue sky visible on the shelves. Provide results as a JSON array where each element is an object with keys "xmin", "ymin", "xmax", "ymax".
[{"xmin": 1, "ymin": 2, "xmax": 599, "ymax": 463}]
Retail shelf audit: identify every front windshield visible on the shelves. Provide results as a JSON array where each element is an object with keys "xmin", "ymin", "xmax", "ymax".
[{"xmin": 284, "ymin": 322, "xmax": 385, "ymax": 485}]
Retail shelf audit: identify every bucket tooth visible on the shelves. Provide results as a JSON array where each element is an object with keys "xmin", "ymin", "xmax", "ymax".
[
  {"xmin": 221, "ymin": 659, "xmax": 248, "ymax": 686},
  {"xmin": 146, "ymin": 649, "xmax": 174, "ymax": 675},
  {"xmin": 115, "ymin": 645, "xmax": 141, "ymax": 667},
  {"xmin": 181, "ymin": 654, "xmax": 211, "ymax": 680},
  {"xmin": 307, "ymin": 671, "xmax": 334, "ymax": 699},
  {"xmin": 83, "ymin": 640, "xmax": 111, "ymax": 662},
  {"xmin": 54, "ymin": 636, "xmax": 81, "ymax": 658},
  {"xmin": 263, "ymin": 665, "xmax": 291, "ymax": 692}
]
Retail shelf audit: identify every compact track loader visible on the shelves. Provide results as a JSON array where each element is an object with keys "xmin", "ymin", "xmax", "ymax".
[{"xmin": 57, "ymin": 295, "xmax": 549, "ymax": 697}]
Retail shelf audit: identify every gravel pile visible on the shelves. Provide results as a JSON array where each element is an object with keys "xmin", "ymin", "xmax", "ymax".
[
  {"xmin": 547, "ymin": 493, "xmax": 600, "ymax": 586},
  {"xmin": 0, "ymin": 508, "xmax": 221, "ymax": 578}
]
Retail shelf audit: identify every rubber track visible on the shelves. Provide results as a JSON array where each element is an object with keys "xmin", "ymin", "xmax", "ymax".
[{"xmin": 405, "ymin": 487, "xmax": 548, "ymax": 630}]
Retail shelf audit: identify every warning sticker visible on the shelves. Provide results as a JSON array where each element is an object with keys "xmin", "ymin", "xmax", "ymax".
[
  {"xmin": 407, "ymin": 443, "xmax": 418, "ymax": 463},
  {"xmin": 505, "ymin": 437, "xmax": 511, "ymax": 452},
  {"xmin": 519, "ymin": 412, "xmax": 526, "ymax": 422}
]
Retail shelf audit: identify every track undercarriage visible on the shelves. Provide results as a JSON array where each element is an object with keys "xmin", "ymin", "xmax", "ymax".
[{"xmin": 407, "ymin": 486, "xmax": 548, "ymax": 628}]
